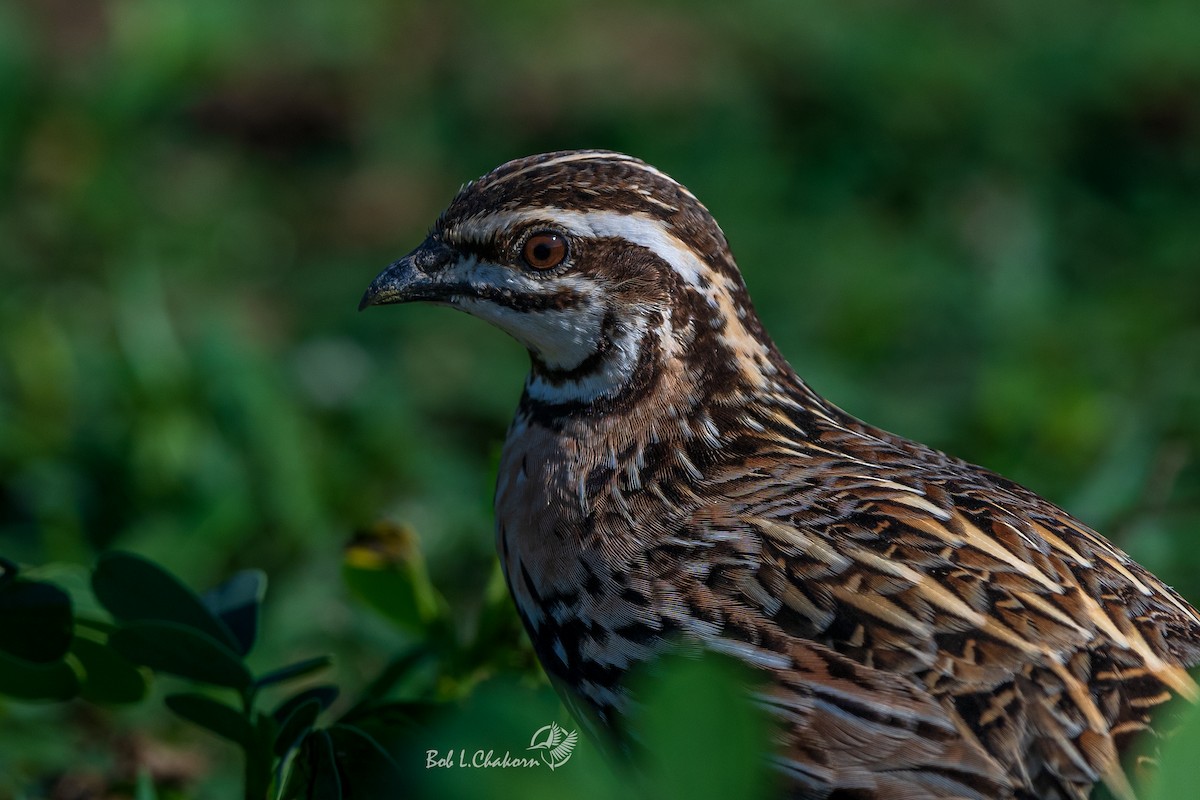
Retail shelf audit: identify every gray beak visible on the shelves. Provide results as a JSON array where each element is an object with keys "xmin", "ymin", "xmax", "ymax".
[{"xmin": 358, "ymin": 236, "xmax": 455, "ymax": 311}]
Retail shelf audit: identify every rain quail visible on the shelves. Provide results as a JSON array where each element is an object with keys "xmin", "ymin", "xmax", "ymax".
[{"xmin": 360, "ymin": 150, "xmax": 1200, "ymax": 799}]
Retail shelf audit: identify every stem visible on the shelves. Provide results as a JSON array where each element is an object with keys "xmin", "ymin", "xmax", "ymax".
[{"xmin": 240, "ymin": 687, "xmax": 272, "ymax": 800}]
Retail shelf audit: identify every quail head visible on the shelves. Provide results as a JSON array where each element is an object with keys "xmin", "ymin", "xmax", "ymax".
[{"xmin": 360, "ymin": 150, "xmax": 1200, "ymax": 800}]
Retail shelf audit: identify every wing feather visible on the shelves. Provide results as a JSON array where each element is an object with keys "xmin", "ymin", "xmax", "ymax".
[{"xmin": 689, "ymin": 432, "xmax": 1200, "ymax": 799}]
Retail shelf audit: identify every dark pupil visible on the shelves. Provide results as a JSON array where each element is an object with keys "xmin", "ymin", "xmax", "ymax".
[{"xmin": 533, "ymin": 241, "xmax": 553, "ymax": 262}]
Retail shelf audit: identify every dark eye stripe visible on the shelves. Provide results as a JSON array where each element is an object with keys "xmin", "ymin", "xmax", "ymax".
[{"xmin": 435, "ymin": 282, "xmax": 585, "ymax": 313}]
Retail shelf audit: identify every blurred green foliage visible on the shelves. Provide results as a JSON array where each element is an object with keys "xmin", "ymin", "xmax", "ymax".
[
  {"xmin": 0, "ymin": 547, "xmax": 771, "ymax": 800},
  {"xmin": 1, "ymin": 0, "xmax": 1199, "ymax": 797}
]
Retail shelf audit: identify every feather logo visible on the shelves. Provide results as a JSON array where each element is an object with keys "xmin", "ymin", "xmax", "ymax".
[{"xmin": 528, "ymin": 721, "xmax": 578, "ymax": 770}]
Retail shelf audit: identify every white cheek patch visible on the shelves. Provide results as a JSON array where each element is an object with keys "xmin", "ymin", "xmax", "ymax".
[
  {"xmin": 458, "ymin": 296, "xmax": 606, "ymax": 370},
  {"xmin": 442, "ymin": 256, "xmax": 607, "ymax": 370},
  {"xmin": 525, "ymin": 314, "xmax": 652, "ymax": 405}
]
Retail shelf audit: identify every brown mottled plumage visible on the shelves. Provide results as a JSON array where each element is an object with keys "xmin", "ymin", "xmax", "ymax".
[{"xmin": 361, "ymin": 150, "xmax": 1200, "ymax": 799}]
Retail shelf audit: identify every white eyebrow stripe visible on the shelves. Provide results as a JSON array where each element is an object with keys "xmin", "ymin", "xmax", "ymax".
[{"xmin": 457, "ymin": 208, "xmax": 717, "ymax": 290}]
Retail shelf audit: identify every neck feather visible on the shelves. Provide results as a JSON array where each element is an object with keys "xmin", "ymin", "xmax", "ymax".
[{"xmin": 523, "ymin": 309, "xmax": 662, "ymax": 410}]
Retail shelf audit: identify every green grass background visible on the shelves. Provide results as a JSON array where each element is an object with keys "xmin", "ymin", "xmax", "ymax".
[{"xmin": 1, "ymin": 1, "xmax": 1199, "ymax": 797}]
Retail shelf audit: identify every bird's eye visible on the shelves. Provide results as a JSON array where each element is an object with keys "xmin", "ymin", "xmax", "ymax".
[{"xmin": 522, "ymin": 232, "xmax": 567, "ymax": 270}]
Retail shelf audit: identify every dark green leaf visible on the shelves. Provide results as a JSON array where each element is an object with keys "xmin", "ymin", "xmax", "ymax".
[
  {"xmin": 24, "ymin": 562, "xmax": 108, "ymax": 621},
  {"xmin": 327, "ymin": 724, "xmax": 403, "ymax": 798},
  {"xmin": 273, "ymin": 685, "xmax": 339, "ymax": 725},
  {"xmin": 110, "ymin": 621, "xmax": 251, "ymax": 688},
  {"xmin": 308, "ymin": 730, "xmax": 343, "ymax": 800},
  {"xmin": 201, "ymin": 569, "xmax": 266, "ymax": 657},
  {"xmin": 634, "ymin": 653, "xmax": 772, "ymax": 800},
  {"xmin": 0, "ymin": 579, "xmax": 73, "ymax": 663},
  {"xmin": 256, "ymin": 655, "xmax": 332, "ymax": 689},
  {"xmin": 92, "ymin": 552, "xmax": 240, "ymax": 653},
  {"xmin": 0, "ymin": 649, "xmax": 80, "ymax": 701},
  {"xmin": 281, "ymin": 729, "xmax": 342, "ymax": 800},
  {"xmin": 73, "ymin": 636, "xmax": 148, "ymax": 704},
  {"xmin": 166, "ymin": 692, "xmax": 254, "ymax": 747},
  {"xmin": 275, "ymin": 697, "xmax": 322, "ymax": 757}
]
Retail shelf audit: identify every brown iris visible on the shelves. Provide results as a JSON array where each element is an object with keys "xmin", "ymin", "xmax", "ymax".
[{"xmin": 522, "ymin": 231, "xmax": 567, "ymax": 270}]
